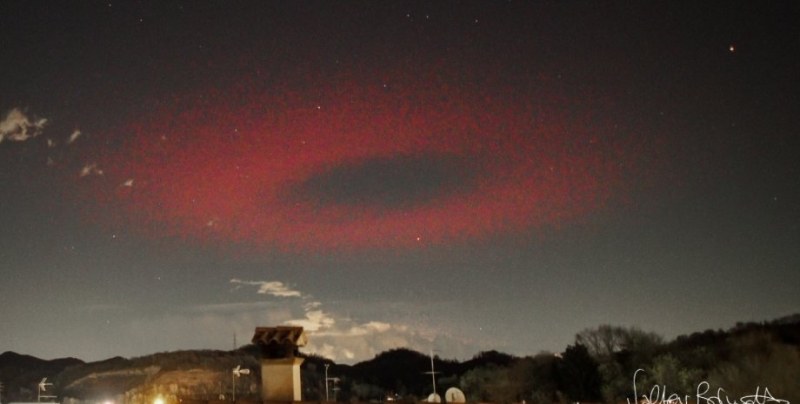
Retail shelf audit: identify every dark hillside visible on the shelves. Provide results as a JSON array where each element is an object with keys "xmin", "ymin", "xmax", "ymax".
[{"xmin": 0, "ymin": 351, "xmax": 84, "ymax": 402}]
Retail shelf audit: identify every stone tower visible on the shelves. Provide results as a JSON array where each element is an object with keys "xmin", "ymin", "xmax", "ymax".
[{"xmin": 251, "ymin": 326, "xmax": 307, "ymax": 402}]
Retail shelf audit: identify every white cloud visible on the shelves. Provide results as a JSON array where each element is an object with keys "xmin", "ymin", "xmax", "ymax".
[
  {"xmin": 0, "ymin": 108, "xmax": 47, "ymax": 143},
  {"xmin": 230, "ymin": 279, "xmax": 302, "ymax": 297},
  {"xmin": 315, "ymin": 321, "xmax": 392, "ymax": 337},
  {"xmin": 301, "ymin": 320, "xmax": 434, "ymax": 362},
  {"xmin": 351, "ymin": 321, "xmax": 392, "ymax": 335},
  {"xmin": 313, "ymin": 343, "xmax": 338, "ymax": 360},
  {"xmin": 80, "ymin": 163, "xmax": 104, "ymax": 177},
  {"xmin": 67, "ymin": 129, "xmax": 82, "ymax": 144},
  {"xmin": 286, "ymin": 309, "xmax": 336, "ymax": 332},
  {"xmin": 227, "ymin": 279, "xmax": 481, "ymax": 363}
]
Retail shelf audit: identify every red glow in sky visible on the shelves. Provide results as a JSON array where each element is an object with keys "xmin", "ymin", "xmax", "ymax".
[{"xmin": 85, "ymin": 68, "xmax": 630, "ymax": 251}]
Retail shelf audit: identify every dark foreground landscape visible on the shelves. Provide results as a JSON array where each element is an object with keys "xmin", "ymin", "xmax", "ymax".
[{"xmin": 2, "ymin": 315, "xmax": 799, "ymax": 404}]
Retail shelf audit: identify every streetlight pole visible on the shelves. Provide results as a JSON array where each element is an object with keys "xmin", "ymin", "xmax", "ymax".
[
  {"xmin": 231, "ymin": 366, "xmax": 250, "ymax": 403},
  {"xmin": 38, "ymin": 378, "xmax": 54, "ymax": 403}
]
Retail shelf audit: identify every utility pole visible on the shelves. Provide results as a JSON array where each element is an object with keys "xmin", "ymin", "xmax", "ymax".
[{"xmin": 324, "ymin": 364, "xmax": 329, "ymax": 401}]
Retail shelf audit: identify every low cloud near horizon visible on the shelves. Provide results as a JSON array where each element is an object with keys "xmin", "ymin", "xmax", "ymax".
[
  {"xmin": 15, "ymin": 280, "xmax": 486, "ymax": 364},
  {"xmin": 226, "ymin": 279, "xmax": 478, "ymax": 362},
  {"xmin": 23, "ymin": 280, "xmax": 481, "ymax": 363}
]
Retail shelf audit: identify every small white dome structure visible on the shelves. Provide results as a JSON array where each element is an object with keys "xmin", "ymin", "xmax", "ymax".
[
  {"xmin": 445, "ymin": 387, "xmax": 466, "ymax": 403},
  {"xmin": 427, "ymin": 393, "xmax": 442, "ymax": 403}
]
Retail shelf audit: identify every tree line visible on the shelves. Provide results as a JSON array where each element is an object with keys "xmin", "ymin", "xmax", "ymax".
[{"xmin": 300, "ymin": 316, "xmax": 800, "ymax": 403}]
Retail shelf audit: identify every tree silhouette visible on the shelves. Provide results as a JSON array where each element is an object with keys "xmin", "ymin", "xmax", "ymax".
[{"xmin": 556, "ymin": 344, "xmax": 602, "ymax": 401}]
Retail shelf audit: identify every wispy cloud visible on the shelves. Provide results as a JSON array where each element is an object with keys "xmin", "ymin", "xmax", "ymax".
[
  {"xmin": 317, "ymin": 321, "xmax": 392, "ymax": 337},
  {"xmin": 286, "ymin": 309, "xmax": 336, "ymax": 332},
  {"xmin": 80, "ymin": 163, "xmax": 104, "ymax": 177},
  {"xmin": 228, "ymin": 279, "xmax": 477, "ymax": 362},
  {"xmin": 301, "ymin": 319, "xmax": 449, "ymax": 362},
  {"xmin": 0, "ymin": 108, "xmax": 47, "ymax": 143},
  {"xmin": 93, "ymin": 280, "xmax": 482, "ymax": 364},
  {"xmin": 230, "ymin": 279, "xmax": 302, "ymax": 297},
  {"xmin": 67, "ymin": 129, "xmax": 82, "ymax": 144}
]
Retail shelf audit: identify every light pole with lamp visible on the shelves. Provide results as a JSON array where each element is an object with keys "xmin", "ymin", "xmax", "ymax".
[
  {"xmin": 37, "ymin": 378, "xmax": 56, "ymax": 403},
  {"xmin": 324, "ymin": 365, "xmax": 339, "ymax": 402},
  {"xmin": 232, "ymin": 365, "xmax": 250, "ymax": 402}
]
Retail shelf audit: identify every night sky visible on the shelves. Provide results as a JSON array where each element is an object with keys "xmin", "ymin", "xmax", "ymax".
[{"xmin": 1, "ymin": 1, "xmax": 798, "ymax": 364}]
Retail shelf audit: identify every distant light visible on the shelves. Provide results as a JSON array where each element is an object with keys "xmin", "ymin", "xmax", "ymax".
[
  {"xmin": 154, "ymin": 397, "xmax": 165, "ymax": 404},
  {"xmin": 104, "ymin": 400, "xmax": 114, "ymax": 404},
  {"xmin": 729, "ymin": 44, "xmax": 735, "ymax": 52}
]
